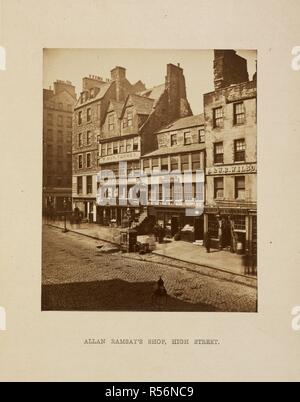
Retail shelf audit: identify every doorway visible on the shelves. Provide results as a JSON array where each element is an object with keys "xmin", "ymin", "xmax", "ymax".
[{"xmin": 171, "ymin": 216, "xmax": 179, "ymax": 236}]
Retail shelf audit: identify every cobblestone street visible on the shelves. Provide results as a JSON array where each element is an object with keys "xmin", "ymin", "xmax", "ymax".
[{"xmin": 42, "ymin": 225, "xmax": 257, "ymax": 312}]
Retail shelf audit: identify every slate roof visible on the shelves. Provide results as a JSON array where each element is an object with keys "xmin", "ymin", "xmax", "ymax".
[
  {"xmin": 109, "ymin": 100, "xmax": 125, "ymax": 118},
  {"xmin": 156, "ymin": 114, "xmax": 204, "ymax": 133},
  {"xmin": 142, "ymin": 143, "xmax": 206, "ymax": 158},
  {"xmin": 126, "ymin": 94, "xmax": 155, "ymax": 115},
  {"xmin": 138, "ymin": 83, "xmax": 165, "ymax": 102},
  {"xmin": 75, "ymin": 81, "xmax": 113, "ymax": 109}
]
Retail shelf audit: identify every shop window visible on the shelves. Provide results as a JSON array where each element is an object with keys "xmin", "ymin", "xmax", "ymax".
[
  {"xmin": 214, "ymin": 142, "xmax": 224, "ymax": 164},
  {"xmin": 214, "ymin": 177, "xmax": 224, "ymax": 199},
  {"xmin": 235, "ymin": 176, "xmax": 245, "ymax": 199},
  {"xmin": 213, "ymin": 107, "xmax": 223, "ymax": 128},
  {"xmin": 233, "ymin": 102, "xmax": 245, "ymax": 125},
  {"xmin": 231, "ymin": 215, "xmax": 246, "ymax": 231},
  {"xmin": 234, "ymin": 139, "xmax": 246, "ymax": 162},
  {"xmin": 208, "ymin": 215, "xmax": 218, "ymax": 238}
]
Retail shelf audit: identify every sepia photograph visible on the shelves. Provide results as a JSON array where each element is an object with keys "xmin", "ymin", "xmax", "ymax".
[{"xmin": 42, "ymin": 48, "xmax": 257, "ymax": 312}]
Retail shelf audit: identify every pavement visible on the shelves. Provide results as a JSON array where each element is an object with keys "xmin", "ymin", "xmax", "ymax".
[
  {"xmin": 42, "ymin": 225, "xmax": 257, "ymax": 312},
  {"xmin": 45, "ymin": 218, "xmax": 257, "ymax": 281}
]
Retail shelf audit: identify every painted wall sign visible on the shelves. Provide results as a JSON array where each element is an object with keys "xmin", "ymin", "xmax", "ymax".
[{"xmin": 206, "ymin": 163, "xmax": 257, "ymax": 176}]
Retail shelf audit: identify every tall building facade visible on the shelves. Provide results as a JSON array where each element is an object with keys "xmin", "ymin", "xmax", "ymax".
[
  {"xmin": 96, "ymin": 63, "xmax": 193, "ymax": 228},
  {"xmin": 43, "ymin": 80, "xmax": 76, "ymax": 213},
  {"xmin": 72, "ymin": 69, "xmax": 145, "ymax": 222},
  {"xmin": 142, "ymin": 114, "xmax": 205, "ymax": 241},
  {"xmin": 204, "ymin": 50, "xmax": 257, "ymax": 256}
]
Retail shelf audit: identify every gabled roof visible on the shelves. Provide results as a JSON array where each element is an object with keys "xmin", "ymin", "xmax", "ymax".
[
  {"xmin": 122, "ymin": 94, "xmax": 155, "ymax": 117},
  {"xmin": 138, "ymin": 83, "xmax": 165, "ymax": 100},
  {"xmin": 156, "ymin": 114, "xmax": 204, "ymax": 133},
  {"xmin": 108, "ymin": 100, "xmax": 125, "ymax": 118},
  {"xmin": 75, "ymin": 81, "xmax": 113, "ymax": 109}
]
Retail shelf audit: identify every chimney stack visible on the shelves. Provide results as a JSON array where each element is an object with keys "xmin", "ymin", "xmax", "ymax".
[
  {"xmin": 165, "ymin": 63, "xmax": 192, "ymax": 119},
  {"xmin": 213, "ymin": 50, "xmax": 249, "ymax": 90},
  {"xmin": 111, "ymin": 66, "xmax": 127, "ymax": 101},
  {"xmin": 54, "ymin": 80, "xmax": 76, "ymax": 98}
]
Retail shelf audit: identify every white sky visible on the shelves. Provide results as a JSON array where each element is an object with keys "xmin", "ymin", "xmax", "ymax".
[{"xmin": 43, "ymin": 49, "xmax": 257, "ymax": 115}]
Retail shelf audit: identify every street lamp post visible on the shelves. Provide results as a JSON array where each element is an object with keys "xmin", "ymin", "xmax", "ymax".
[{"xmin": 62, "ymin": 197, "xmax": 69, "ymax": 233}]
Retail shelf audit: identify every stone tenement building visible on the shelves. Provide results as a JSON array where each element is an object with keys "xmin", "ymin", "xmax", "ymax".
[
  {"xmin": 141, "ymin": 114, "xmax": 205, "ymax": 241},
  {"xmin": 43, "ymin": 80, "xmax": 76, "ymax": 213},
  {"xmin": 72, "ymin": 69, "xmax": 145, "ymax": 221},
  {"xmin": 96, "ymin": 63, "xmax": 193, "ymax": 227},
  {"xmin": 204, "ymin": 50, "xmax": 257, "ymax": 256}
]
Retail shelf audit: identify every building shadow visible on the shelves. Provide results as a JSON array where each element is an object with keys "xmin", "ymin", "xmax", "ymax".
[{"xmin": 42, "ymin": 279, "xmax": 216, "ymax": 312}]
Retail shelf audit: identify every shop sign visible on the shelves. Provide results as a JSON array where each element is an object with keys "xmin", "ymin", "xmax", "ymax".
[
  {"xmin": 206, "ymin": 163, "xmax": 256, "ymax": 176},
  {"xmin": 100, "ymin": 151, "xmax": 140, "ymax": 164}
]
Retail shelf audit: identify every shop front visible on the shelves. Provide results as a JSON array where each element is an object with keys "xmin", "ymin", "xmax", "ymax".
[
  {"xmin": 96, "ymin": 205, "xmax": 144, "ymax": 228},
  {"xmin": 73, "ymin": 198, "xmax": 97, "ymax": 222},
  {"xmin": 148, "ymin": 206, "xmax": 204, "ymax": 242},
  {"xmin": 204, "ymin": 206, "xmax": 257, "ymax": 255}
]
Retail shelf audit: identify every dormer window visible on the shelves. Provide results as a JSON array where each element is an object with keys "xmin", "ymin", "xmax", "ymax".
[
  {"xmin": 108, "ymin": 114, "xmax": 114, "ymax": 131},
  {"xmin": 127, "ymin": 111, "xmax": 133, "ymax": 127},
  {"xmin": 123, "ymin": 109, "xmax": 133, "ymax": 128}
]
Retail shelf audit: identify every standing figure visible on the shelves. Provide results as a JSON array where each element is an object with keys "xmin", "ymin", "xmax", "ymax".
[{"xmin": 205, "ymin": 231, "xmax": 211, "ymax": 253}]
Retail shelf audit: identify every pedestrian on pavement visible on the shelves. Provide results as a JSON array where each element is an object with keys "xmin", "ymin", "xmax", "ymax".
[
  {"xmin": 153, "ymin": 223, "xmax": 160, "ymax": 242},
  {"xmin": 205, "ymin": 231, "xmax": 211, "ymax": 253}
]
